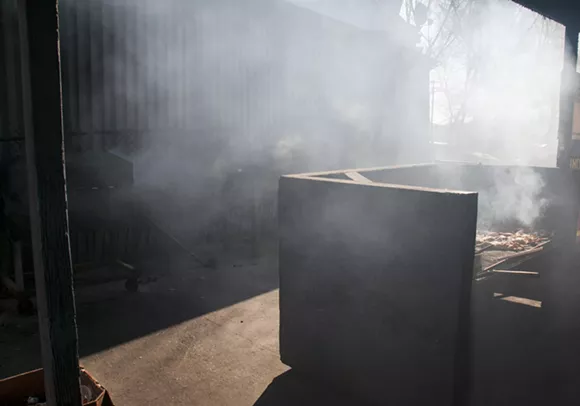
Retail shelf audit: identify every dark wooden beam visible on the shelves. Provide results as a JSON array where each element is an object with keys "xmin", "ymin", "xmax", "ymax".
[
  {"xmin": 511, "ymin": 0, "xmax": 580, "ymax": 27},
  {"xmin": 18, "ymin": 1, "xmax": 82, "ymax": 405}
]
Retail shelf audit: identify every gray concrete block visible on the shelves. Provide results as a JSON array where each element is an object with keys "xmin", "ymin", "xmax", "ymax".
[{"xmin": 279, "ymin": 175, "xmax": 477, "ymax": 406}]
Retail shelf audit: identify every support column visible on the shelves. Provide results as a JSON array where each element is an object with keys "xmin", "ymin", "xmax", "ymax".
[
  {"xmin": 547, "ymin": 26, "xmax": 580, "ymax": 406},
  {"xmin": 557, "ymin": 26, "xmax": 579, "ymax": 169},
  {"xmin": 18, "ymin": 1, "xmax": 82, "ymax": 405}
]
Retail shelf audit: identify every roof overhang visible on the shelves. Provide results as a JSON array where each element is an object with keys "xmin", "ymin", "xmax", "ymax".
[{"xmin": 512, "ymin": 0, "xmax": 580, "ymax": 27}]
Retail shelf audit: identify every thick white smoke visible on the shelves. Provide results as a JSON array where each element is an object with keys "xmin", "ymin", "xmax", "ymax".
[{"xmin": 57, "ymin": 0, "xmax": 572, "ymax": 243}]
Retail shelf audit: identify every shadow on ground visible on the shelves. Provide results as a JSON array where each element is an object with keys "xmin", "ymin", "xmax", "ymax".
[
  {"xmin": 79, "ymin": 257, "xmax": 277, "ymax": 354},
  {"xmin": 0, "ymin": 255, "xmax": 279, "ymax": 379},
  {"xmin": 3, "ymin": 250, "xmax": 580, "ymax": 405},
  {"xmin": 253, "ymin": 370, "xmax": 371, "ymax": 406}
]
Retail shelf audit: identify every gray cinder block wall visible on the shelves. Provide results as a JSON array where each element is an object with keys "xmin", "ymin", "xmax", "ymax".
[{"xmin": 278, "ymin": 174, "xmax": 477, "ymax": 406}]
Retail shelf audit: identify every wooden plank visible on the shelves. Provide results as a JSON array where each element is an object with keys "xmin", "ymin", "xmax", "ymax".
[
  {"xmin": 482, "ymin": 243, "xmax": 549, "ymax": 273},
  {"xmin": 497, "ymin": 295, "xmax": 542, "ymax": 308},
  {"xmin": 491, "ymin": 270, "xmax": 540, "ymax": 277},
  {"xmin": 345, "ymin": 171, "xmax": 373, "ymax": 183},
  {"xmin": 18, "ymin": 1, "xmax": 82, "ymax": 405},
  {"xmin": 481, "ymin": 274, "xmax": 543, "ymax": 300}
]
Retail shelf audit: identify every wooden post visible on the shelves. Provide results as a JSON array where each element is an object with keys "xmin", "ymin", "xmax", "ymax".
[
  {"xmin": 557, "ymin": 26, "xmax": 579, "ymax": 169},
  {"xmin": 18, "ymin": 1, "xmax": 82, "ymax": 405}
]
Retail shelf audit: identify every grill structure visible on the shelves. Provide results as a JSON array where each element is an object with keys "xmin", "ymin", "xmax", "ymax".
[{"xmin": 278, "ymin": 162, "xmax": 580, "ymax": 406}]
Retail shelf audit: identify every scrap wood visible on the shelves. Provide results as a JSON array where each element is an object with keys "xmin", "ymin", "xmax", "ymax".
[
  {"xmin": 116, "ymin": 259, "xmax": 137, "ymax": 272},
  {"xmin": 482, "ymin": 251, "xmax": 537, "ymax": 273},
  {"xmin": 475, "ymin": 243, "xmax": 493, "ymax": 255},
  {"xmin": 500, "ymin": 239, "xmax": 550, "ymax": 260},
  {"xmin": 491, "ymin": 269, "xmax": 540, "ymax": 277},
  {"xmin": 345, "ymin": 171, "xmax": 373, "ymax": 183},
  {"xmin": 497, "ymin": 295, "xmax": 542, "ymax": 308},
  {"xmin": 482, "ymin": 242, "xmax": 549, "ymax": 273},
  {"xmin": 476, "ymin": 230, "xmax": 551, "ymax": 252},
  {"xmin": 496, "ymin": 245, "xmax": 545, "ymax": 262}
]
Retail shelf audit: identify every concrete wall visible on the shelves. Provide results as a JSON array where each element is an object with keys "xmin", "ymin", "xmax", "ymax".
[
  {"xmin": 278, "ymin": 175, "xmax": 478, "ymax": 405},
  {"xmin": 356, "ymin": 163, "xmax": 579, "ymax": 241}
]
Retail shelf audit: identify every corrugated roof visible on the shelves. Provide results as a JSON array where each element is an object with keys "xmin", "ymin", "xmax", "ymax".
[{"xmin": 288, "ymin": 0, "xmax": 580, "ymax": 29}]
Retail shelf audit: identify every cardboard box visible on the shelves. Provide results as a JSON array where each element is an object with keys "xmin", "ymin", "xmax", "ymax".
[{"xmin": 0, "ymin": 368, "xmax": 114, "ymax": 406}]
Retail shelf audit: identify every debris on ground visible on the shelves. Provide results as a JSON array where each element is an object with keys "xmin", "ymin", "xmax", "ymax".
[
  {"xmin": 21, "ymin": 386, "xmax": 93, "ymax": 406},
  {"xmin": 476, "ymin": 230, "xmax": 551, "ymax": 252}
]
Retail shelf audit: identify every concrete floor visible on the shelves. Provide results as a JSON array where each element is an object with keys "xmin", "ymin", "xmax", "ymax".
[
  {"xmin": 2, "ymin": 251, "xmax": 580, "ymax": 405},
  {"xmin": 0, "ymin": 256, "xmax": 365, "ymax": 406}
]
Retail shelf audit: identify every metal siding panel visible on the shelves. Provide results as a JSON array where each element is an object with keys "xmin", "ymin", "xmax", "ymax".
[
  {"xmin": 125, "ymin": 1, "xmax": 135, "ymax": 133},
  {"xmin": 25, "ymin": 0, "xmax": 297, "ymax": 152},
  {"xmin": 89, "ymin": 0, "xmax": 104, "ymax": 140},
  {"xmin": 0, "ymin": 2, "xmax": 10, "ymax": 139},
  {"xmin": 178, "ymin": 25, "xmax": 186, "ymax": 130},
  {"xmin": 2, "ymin": 0, "xmax": 23, "ymax": 139},
  {"xmin": 114, "ymin": 0, "xmax": 126, "ymax": 132},
  {"xmin": 144, "ymin": 0, "xmax": 154, "ymax": 132},
  {"xmin": 63, "ymin": 0, "xmax": 80, "ymax": 134},
  {"xmin": 77, "ymin": 0, "xmax": 91, "ymax": 135},
  {"xmin": 134, "ymin": 3, "xmax": 144, "ymax": 136},
  {"xmin": 162, "ymin": 10, "xmax": 171, "ymax": 130},
  {"xmin": 166, "ymin": 8, "xmax": 173, "ymax": 131},
  {"xmin": 58, "ymin": 0, "xmax": 71, "ymax": 134},
  {"xmin": 101, "ymin": 1, "xmax": 113, "ymax": 136},
  {"xmin": 152, "ymin": 3, "xmax": 160, "ymax": 131}
]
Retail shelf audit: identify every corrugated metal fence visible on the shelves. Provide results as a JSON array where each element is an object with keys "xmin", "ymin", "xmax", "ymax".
[
  {"xmin": 1, "ymin": 0, "xmax": 285, "ymax": 255},
  {"xmin": 2, "ymin": 0, "xmax": 407, "ymax": 257},
  {"xmin": 2, "ymin": 0, "xmax": 286, "ymax": 148},
  {"xmin": 56, "ymin": 0, "xmax": 287, "ymax": 154}
]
